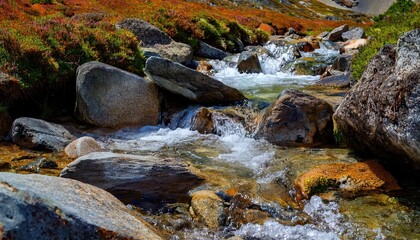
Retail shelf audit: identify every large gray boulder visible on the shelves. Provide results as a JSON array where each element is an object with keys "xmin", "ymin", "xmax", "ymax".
[
  {"xmin": 11, "ymin": 117, "xmax": 76, "ymax": 151},
  {"xmin": 255, "ymin": 89, "xmax": 334, "ymax": 146},
  {"xmin": 76, "ymin": 61, "xmax": 159, "ymax": 128},
  {"xmin": 334, "ymin": 29, "xmax": 420, "ymax": 168},
  {"xmin": 145, "ymin": 57, "xmax": 246, "ymax": 105},
  {"xmin": 324, "ymin": 24, "xmax": 349, "ymax": 42},
  {"xmin": 60, "ymin": 152, "xmax": 203, "ymax": 206},
  {"xmin": 237, "ymin": 51, "xmax": 263, "ymax": 74},
  {"xmin": 195, "ymin": 41, "xmax": 229, "ymax": 60},
  {"xmin": 0, "ymin": 172, "xmax": 162, "ymax": 240},
  {"xmin": 117, "ymin": 19, "xmax": 192, "ymax": 64}
]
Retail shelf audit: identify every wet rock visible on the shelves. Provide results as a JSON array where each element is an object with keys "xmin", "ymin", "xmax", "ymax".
[
  {"xmin": 190, "ymin": 190, "xmax": 225, "ymax": 229},
  {"xmin": 196, "ymin": 60, "xmax": 214, "ymax": 75},
  {"xmin": 268, "ymin": 36, "xmax": 290, "ymax": 46},
  {"xmin": 237, "ymin": 51, "xmax": 262, "ymax": 74},
  {"xmin": 342, "ymin": 27, "xmax": 365, "ymax": 41},
  {"xmin": 334, "ymin": 29, "xmax": 420, "ymax": 168},
  {"xmin": 296, "ymin": 41, "xmax": 314, "ymax": 53},
  {"xmin": 117, "ymin": 19, "xmax": 192, "ymax": 64},
  {"xmin": 0, "ymin": 111, "xmax": 12, "ymax": 140},
  {"xmin": 324, "ymin": 24, "xmax": 349, "ymax": 42},
  {"xmin": 76, "ymin": 61, "xmax": 159, "ymax": 128},
  {"xmin": 314, "ymin": 72, "xmax": 351, "ymax": 89},
  {"xmin": 11, "ymin": 117, "xmax": 75, "ymax": 151},
  {"xmin": 19, "ymin": 157, "xmax": 58, "ymax": 173},
  {"xmin": 60, "ymin": 152, "xmax": 203, "ymax": 208},
  {"xmin": 169, "ymin": 107, "xmax": 215, "ymax": 134},
  {"xmin": 332, "ymin": 54, "xmax": 352, "ymax": 72},
  {"xmin": 317, "ymin": 31, "xmax": 329, "ymax": 39},
  {"xmin": 195, "ymin": 41, "xmax": 228, "ymax": 60},
  {"xmin": 64, "ymin": 136, "xmax": 102, "ymax": 159},
  {"xmin": 255, "ymin": 89, "xmax": 334, "ymax": 147},
  {"xmin": 145, "ymin": 57, "xmax": 245, "ymax": 105},
  {"xmin": 0, "ymin": 172, "xmax": 162, "ymax": 239},
  {"xmin": 286, "ymin": 59, "xmax": 327, "ymax": 76},
  {"xmin": 0, "ymin": 161, "xmax": 12, "ymax": 170},
  {"xmin": 294, "ymin": 160, "xmax": 400, "ymax": 199}
]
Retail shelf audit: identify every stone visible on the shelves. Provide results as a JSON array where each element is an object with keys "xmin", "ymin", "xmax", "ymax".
[
  {"xmin": 0, "ymin": 172, "xmax": 162, "ymax": 239},
  {"xmin": 190, "ymin": 190, "xmax": 225, "ymax": 229},
  {"xmin": 19, "ymin": 157, "xmax": 58, "ymax": 173},
  {"xmin": 196, "ymin": 60, "xmax": 214, "ymax": 75},
  {"xmin": 294, "ymin": 160, "xmax": 400, "ymax": 199},
  {"xmin": 237, "ymin": 51, "xmax": 262, "ymax": 74},
  {"xmin": 149, "ymin": 42, "xmax": 193, "ymax": 64},
  {"xmin": 195, "ymin": 41, "xmax": 228, "ymax": 60},
  {"xmin": 75, "ymin": 61, "xmax": 159, "ymax": 128},
  {"xmin": 314, "ymin": 72, "xmax": 351, "ymax": 89},
  {"xmin": 60, "ymin": 152, "xmax": 203, "ymax": 206},
  {"xmin": 342, "ymin": 27, "xmax": 365, "ymax": 41},
  {"xmin": 255, "ymin": 89, "xmax": 334, "ymax": 147},
  {"xmin": 11, "ymin": 117, "xmax": 75, "ymax": 151},
  {"xmin": 296, "ymin": 41, "xmax": 314, "ymax": 53},
  {"xmin": 145, "ymin": 57, "xmax": 246, "ymax": 105},
  {"xmin": 64, "ymin": 136, "xmax": 102, "ymax": 158},
  {"xmin": 169, "ymin": 107, "xmax": 215, "ymax": 134},
  {"xmin": 324, "ymin": 24, "xmax": 349, "ymax": 42},
  {"xmin": 334, "ymin": 29, "xmax": 420, "ymax": 168},
  {"xmin": 0, "ymin": 111, "xmax": 12, "ymax": 139},
  {"xmin": 341, "ymin": 38, "xmax": 369, "ymax": 51},
  {"xmin": 116, "ymin": 18, "xmax": 172, "ymax": 47},
  {"xmin": 332, "ymin": 54, "xmax": 352, "ymax": 72},
  {"xmin": 286, "ymin": 59, "xmax": 327, "ymax": 76},
  {"xmin": 116, "ymin": 19, "xmax": 192, "ymax": 64}
]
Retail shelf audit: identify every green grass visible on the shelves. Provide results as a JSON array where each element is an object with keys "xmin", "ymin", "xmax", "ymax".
[{"xmin": 352, "ymin": 0, "xmax": 419, "ymax": 80}]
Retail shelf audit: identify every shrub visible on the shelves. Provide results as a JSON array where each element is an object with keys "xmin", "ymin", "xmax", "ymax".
[{"xmin": 352, "ymin": 1, "xmax": 419, "ymax": 80}]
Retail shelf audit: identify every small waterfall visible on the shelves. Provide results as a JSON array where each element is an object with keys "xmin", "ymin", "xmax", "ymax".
[{"xmin": 212, "ymin": 112, "xmax": 247, "ymax": 137}]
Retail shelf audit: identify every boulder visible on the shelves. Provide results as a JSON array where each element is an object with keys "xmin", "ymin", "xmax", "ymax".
[
  {"xmin": 148, "ymin": 42, "xmax": 193, "ymax": 64},
  {"xmin": 342, "ymin": 27, "xmax": 365, "ymax": 41},
  {"xmin": 0, "ymin": 173, "xmax": 162, "ymax": 239},
  {"xmin": 116, "ymin": 19, "xmax": 192, "ymax": 64},
  {"xmin": 294, "ymin": 161, "xmax": 400, "ymax": 199},
  {"xmin": 237, "ymin": 51, "xmax": 262, "ymax": 74},
  {"xmin": 255, "ymin": 89, "xmax": 334, "ymax": 147},
  {"xmin": 314, "ymin": 72, "xmax": 351, "ymax": 89},
  {"xmin": 334, "ymin": 29, "xmax": 420, "ymax": 168},
  {"xmin": 341, "ymin": 38, "xmax": 369, "ymax": 51},
  {"xmin": 11, "ymin": 117, "xmax": 75, "ymax": 151},
  {"xmin": 145, "ymin": 57, "xmax": 246, "ymax": 105},
  {"xmin": 116, "ymin": 18, "xmax": 172, "ymax": 47},
  {"xmin": 60, "ymin": 152, "xmax": 203, "ymax": 207},
  {"xmin": 195, "ymin": 41, "xmax": 228, "ymax": 60},
  {"xmin": 75, "ymin": 61, "xmax": 159, "ymax": 128},
  {"xmin": 332, "ymin": 54, "xmax": 352, "ymax": 72},
  {"xmin": 0, "ymin": 111, "xmax": 12, "ymax": 139},
  {"xmin": 190, "ymin": 190, "xmax": 225, "ymax": 229},
  {"xmin": 324, "ymin": 24, "xmax": 349, "ymax": 42},
  {"xmin": 64, "ymin": 136, "xmax": 102, "ymax": 158}
]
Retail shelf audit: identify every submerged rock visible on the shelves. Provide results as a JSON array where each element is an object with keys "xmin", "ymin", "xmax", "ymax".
[
  {"xmin": 255, "ymin": 89, "xmax": 334, "ymax": 147},
  {"xmin": 75, "ymin": 61, "xmax": 159, "ymax": 128},
  {"xmin": 64, "ymin": 136, "xmax": 102, "ymax": 158},
  {"xmin": 190, "ymin": 190, "xmax": 226, "ymax": 229},
  {"xmin": 11, "ymin": 117, "xmax": 75, "ymax": 151},
  {"xmin": 145, "ymin": 57, "xmax": 246, "ymax": 105},
  {"xmin": 334, "ymin": 29, "xmax": 420, "ymax": 168},
  {"xmin": 19, "ymin": 157, "xmax": 58, "ymax": 173},
  {"xmin": 294, "ymin": 160, "xmax": 400, "ymax": 199},
  {"xmin": 237, "ymin": 51, "xmax": 262, "ymax": 74},
  {"xmin": 0, "ymin": 173, "xmax": 162, "ymax": 239},
  {"xmin": 60, "ymin": 152, "xmax": 203, "ymax": 209}
]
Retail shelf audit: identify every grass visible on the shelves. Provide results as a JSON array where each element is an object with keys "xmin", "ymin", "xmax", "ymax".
[{"xmin": 352, "ymin": 0, "xmax": 420, "ymax": 80}]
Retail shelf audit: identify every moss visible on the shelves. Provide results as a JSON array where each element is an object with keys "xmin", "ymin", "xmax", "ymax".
[{"xmin": 303, "ymin": 177, "xmax": 340, "ymax": 195}]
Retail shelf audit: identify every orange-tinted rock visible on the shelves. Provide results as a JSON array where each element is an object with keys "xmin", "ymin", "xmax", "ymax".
[
  {"xmin": 191, "ymin": 107, "xmax": 214, "ymax": 134},
  {"xmin": 190, "ymin": 190, "xmax": 225, "ymax": 229},
  {"xmin": 196, "ymin": 61, "xmax": 214, "ymax": 75},
  {"xmin": 64, "ymin": 136, "xmax": 102, "ymax": 159},
  {"xmin": 294, "ymin": 160, "xmax": 400, "ymax": 199}
]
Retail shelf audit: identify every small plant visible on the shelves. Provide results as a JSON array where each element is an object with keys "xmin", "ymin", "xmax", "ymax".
[{"xmin": 31, "ymin": 0, "xmax": 53, "ymax": 4}]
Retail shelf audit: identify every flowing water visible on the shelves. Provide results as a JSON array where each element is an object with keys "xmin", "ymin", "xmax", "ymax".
[{"xmin": 1, "ymin": 43, "xmax": 419, "ymax": 239}]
